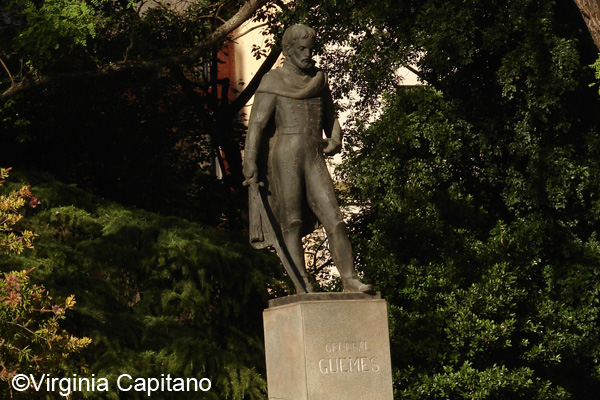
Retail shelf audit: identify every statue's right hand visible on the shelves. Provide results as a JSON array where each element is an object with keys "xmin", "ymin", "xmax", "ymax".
[{"xmin": 243, "ymin": 161, "xmax": 258, "ymax": 185}]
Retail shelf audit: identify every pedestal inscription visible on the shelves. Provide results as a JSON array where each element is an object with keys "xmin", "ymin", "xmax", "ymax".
[{"xmin": 263, "ymin": 293, "xmax": 393, "ymax": 400}]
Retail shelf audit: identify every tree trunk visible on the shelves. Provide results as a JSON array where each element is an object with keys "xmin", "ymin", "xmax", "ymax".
[{"xmin": 573, "ymin": 0, "xmax": 600, "ymax": 51}]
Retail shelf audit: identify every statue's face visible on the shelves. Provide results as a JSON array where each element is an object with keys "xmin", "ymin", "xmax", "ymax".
[{"xmin": 287, "ymin": 37, "xmax": 315, "ymax": 71}]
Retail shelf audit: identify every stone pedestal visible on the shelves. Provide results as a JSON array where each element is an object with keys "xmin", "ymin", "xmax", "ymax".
[{"xmin": 263, "ymin": 293, "xmax": 393, "ymax": 400}]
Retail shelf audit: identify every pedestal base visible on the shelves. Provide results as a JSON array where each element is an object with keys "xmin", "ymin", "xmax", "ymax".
[{"xmin": 263, "ymin": 293, "xmax": 393, "ymax": 400}]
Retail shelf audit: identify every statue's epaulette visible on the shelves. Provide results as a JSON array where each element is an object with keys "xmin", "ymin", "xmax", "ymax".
[{"xmin": 256, "ymin": 69, "xmax": 285, "ymax": 94}]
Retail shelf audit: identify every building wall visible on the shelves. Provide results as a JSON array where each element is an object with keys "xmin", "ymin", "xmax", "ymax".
[{"xmin": 232, "ymin": 22, "xmax": 283, "ymax": 121}]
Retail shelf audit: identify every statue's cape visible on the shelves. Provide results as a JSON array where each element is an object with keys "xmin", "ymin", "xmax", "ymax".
[
  {"xmin": 256, "ymin": 64, "xmax": 327, "ymax": 99},
  {"xmin": 248, "ymin": 63, "xmax": 325, "ymax": 250}
]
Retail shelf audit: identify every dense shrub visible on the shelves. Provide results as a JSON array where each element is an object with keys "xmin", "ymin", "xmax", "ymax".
[{"xmin": 1, "ymin": 170, "xmax": 284, "ymax": 399}]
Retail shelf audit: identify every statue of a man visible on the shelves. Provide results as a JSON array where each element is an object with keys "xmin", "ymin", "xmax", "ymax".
[{"xmin": 243, "ymin": 24, "xmax": 373, "ymax": 294}]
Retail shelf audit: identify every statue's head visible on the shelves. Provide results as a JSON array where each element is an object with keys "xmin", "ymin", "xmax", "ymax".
[{"xmin": 282, "ymin": 24, "xmax": 316, "ymax": 71}]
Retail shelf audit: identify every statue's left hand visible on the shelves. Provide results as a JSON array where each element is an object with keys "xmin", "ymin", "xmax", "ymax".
[{"xmin": 323, "ymin": 138, "xmax": 342, "ymax": 156}]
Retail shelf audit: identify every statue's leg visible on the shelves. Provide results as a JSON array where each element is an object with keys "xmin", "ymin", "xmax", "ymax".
[
  {"xmin": 327, "ymin": 222, "xmax": 373, "ymax": 293},
  {"xmin": 272, "ymin": 138, "xmax": 314, "ymax": 293},
  {"xmin": 281, "ymin": 219, "xmax": 313, "ymax": 293},
  {"xmin": 305, "ymin": 149, "xmax": 373, "ymax": 293}
]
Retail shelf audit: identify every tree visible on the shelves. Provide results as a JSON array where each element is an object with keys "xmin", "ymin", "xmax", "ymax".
[
  {"xmin": 282, "ymin": 0, "xmax": 600, "ymax": 398},
  {"xmin": 0, "ymin": 0, "xmax": 272, "ymax": 101},
  {"xmin": 1, "ymin": 0, "xmax": 284, "ymax": 222}
]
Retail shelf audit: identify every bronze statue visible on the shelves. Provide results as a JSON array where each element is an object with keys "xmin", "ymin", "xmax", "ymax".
[{"xmin": 243, "ymin": 24, "xmax": 373, "ymax": 294}]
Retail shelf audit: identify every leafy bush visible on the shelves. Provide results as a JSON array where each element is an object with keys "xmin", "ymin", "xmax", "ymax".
[
  {"xmin": 0, "ymin": 170, "xmax": 284, "ymax": 399},
  {"xmin": 0, "ymin": 270, "xmax": 92, "ymax": 397},
  {"xmin": 1, "ymin": 168, "xmax": 91, "ymax": 398},
  {"xmin": 0, "ymin": 167, "xmax": 38, "ymax": 254}
]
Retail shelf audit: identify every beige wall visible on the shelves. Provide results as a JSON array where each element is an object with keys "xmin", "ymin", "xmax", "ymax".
[{"xmin": 232, "ymin": 22, "xmax": 283, "ymax": 122}]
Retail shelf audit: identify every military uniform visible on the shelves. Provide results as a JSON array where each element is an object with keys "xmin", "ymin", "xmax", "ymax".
[{"xmin": 244, "ymin": 60, "xmax": 371, "ymax": 294}]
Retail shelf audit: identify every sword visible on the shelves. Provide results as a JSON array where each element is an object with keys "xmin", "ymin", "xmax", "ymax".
[{"xmin": 244, "ymin": 178, "xmax": 309, "ymax": 293}]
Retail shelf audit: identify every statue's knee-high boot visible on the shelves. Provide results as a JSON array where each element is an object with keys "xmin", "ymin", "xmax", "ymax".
[
  {"xmin": 282, "ymin": 220, "xmax": 314, "ymax": 293},
  {"xmin": 328, "ymin": 222, "xmax": 373, "ymax": 293}
]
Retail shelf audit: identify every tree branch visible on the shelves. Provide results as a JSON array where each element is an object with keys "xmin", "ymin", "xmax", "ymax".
[
  {"xmin": 230, "ymin": 22, "xmax": 269, "ymax": 41},
  {"xmin": 403, "ymin": 65, "xmax": 421, "ymax": 81},
  {"xmin": 0, "ymin": 57, "xmax": 15, "ymax": 86},
  {"xmin": 230, "ymin": 46, "xmax": 281, "ymax": 113}
]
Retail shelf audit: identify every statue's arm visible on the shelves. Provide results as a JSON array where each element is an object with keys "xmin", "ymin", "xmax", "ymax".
[
  {"xmin": 243, "ymin": 92, "xmax": 276, "ymax": 183},
  {"xmin": 322, "ymin": 85, "xmax": 343, "ymax": 156}
]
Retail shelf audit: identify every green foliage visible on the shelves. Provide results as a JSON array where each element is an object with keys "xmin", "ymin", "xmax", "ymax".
[
  {"xmin": 591, "ymin": 53, "xmax": 600, "ymax": 94},
  {"xmin": 339, "ymin": 81, "xmax": 600, "ymax": 397},
  {"xmin": 323, "ymin": 0, "xmax": 600, "ymax": 397},
  {"xmin": 10, "ymin": 0, "xmax": 101, "ymax": 68},
  {"xmin": 0, "ymin": 170, "xmax": 284, "ymax": 399},
  {"xmin": 0, "ymin": 0, "xmax": 249, "ymax": 78}
]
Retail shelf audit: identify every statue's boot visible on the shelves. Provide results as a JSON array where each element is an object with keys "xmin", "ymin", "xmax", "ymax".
[
  {"xmin": 328, "ymin": 222, "xmax": 374, "ymax": 294},
  {"xmin": 282, "ymin": 220, "xmax": 314, "ymax": 293}
]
